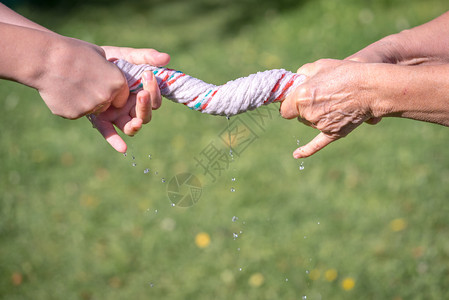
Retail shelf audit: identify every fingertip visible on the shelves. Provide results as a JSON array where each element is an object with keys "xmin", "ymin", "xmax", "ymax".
[
  {"xmin": 106, "ymin": 135, "xmax": 127, "ymax": 153},
  {"xmin": 124, "ymin": 118, "xmax": 143, "ymax": 136},
  {"xmin": 293, "ymin": 147, "xmax": 306, "ymax": 159},
  {"xmin": 155, "ymin": 52, "xmax": 171, "ymax": 66}
]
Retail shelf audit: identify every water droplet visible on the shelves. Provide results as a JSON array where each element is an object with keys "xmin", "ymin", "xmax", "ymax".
[
  {"xmin": 132, "ymin": 155, "xmax": 135, "ymax": 160},
  {"xmin": 302, "ymin": 296, "xmax": 307, "ymax": 300},
  {"xmin": 242, "ymin": 221, "xmax": 246, "ymax": 225},
  {"xmin": 231, "ymin": 177, "xmax": 236, "ymax": 182},
  {"xmin": 132, "ymin": 162, "xmax": 137, "ymax": 167},
  {"xmin": 317, "ymin": 221, "xmax": 320, "ymax": 225},
  {"xmin": 171, "ymin": 203, "xmax": 175, "ymax": 207},
  {"xmin": 296, "ymin": 139, "xmax": 301, "ymax": 146},
  {"xmin": 299, "ymin": 162, "xmax": 305, "ymax": 171},
  {"xmin": 239, "ymin": 230, "xmax": 243, "ymax": 234},
  {"xmin": 237, "ymin": 248, "xmax": 240, "ymax": 251},
  {"xmin": 226, "ymin": 116, "xmax": 230, "ymax": 120},
  {"xmin": 306, "ymin": 270, "xmax": 310, "ymax": 275},
  {"xmin": 285, "ymin": 278, "xmax": 289, "ymax": 282},
  {"xmin": 148, "ymin": 154, "xmax": 152, "ymax": 159},
  {"xmin": 238, "ymin": 267, "xmax": 242, "ymax": 271},
  {"xmin": 229, "ymin": 149, "xmax": 233, "ymax": 157},
  {"xmin": 232, "ymin": 216, "xmax": 238, "ymax": 222},
  {"xmin": 144, "ymin": 168, "xmax": 150, "ymax": 174},
  {"xmin": 149, "ymin": 282, "xmax": 154, "ymax": 288},
  {"xmin": 161, "ymin": 178, "xmax": 166, "ymax": 183},
  {"xmin": 230, "ymin": 187, "xmax": 235, "ymax": 192},
  {"xmin": 154, "ymin": 171, "xmax": 158, "ymax": 175},
  {"xmin": 233, "ymin": 233, "xmax": 238, "ymax": 240},
  {"xmin": 304, "ymin": 236, "xmax": 307, "ymax": 239},
  {"xmin": 123, "ymin": 152, "xmax": 127, "ymax": 157}
]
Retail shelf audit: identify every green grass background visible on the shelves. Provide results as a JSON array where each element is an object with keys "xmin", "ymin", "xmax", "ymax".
[{"xmin": 1, "ymin": 0, "xmax": 449, "ymax": 299}]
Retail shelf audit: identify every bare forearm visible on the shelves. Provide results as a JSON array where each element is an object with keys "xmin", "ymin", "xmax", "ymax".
[
  {"xmin": 0, "ymin": 3, "xmax": 50, "ymax": 32},
  {"xmin": 370, "ymin": 63, "xmax": 449, "ymax": 126},
  {"xmin": 349, "ymin": 11, "xmax": 449, "ymax": 65},
  {"xmin": 0, "ymin": 22, "xmax": 53, "ymax": 87}
]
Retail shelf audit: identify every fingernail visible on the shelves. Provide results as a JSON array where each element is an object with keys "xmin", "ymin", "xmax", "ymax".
[{"xmin": 293, "ymin": 148, "xmax": 302, "ymax": 159}]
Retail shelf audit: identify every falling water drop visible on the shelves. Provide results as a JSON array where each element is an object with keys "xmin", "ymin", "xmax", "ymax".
[
  {"xmin": 171, "ymin": 203, "xmax": 175, "ymax": 207},
  {"xmin": 233, "ymin": 233, "xmax": 238, "ymax": 240},
  {"xmin": 299, "ymin": 161, "xmax": 305, "ymax": 171},
  {"xmin": 230, "ymin": 187, "xmax": 235, "ymax": 192},
  {"xmin": 231, "ymin": 177, "xmax": 236, "ymax": 182},
  {"xmin": 296, "ymin": 139, "xmax": 301, "ymax": 146},
  {"xmin": 302, "ymin": 296, "xmax": 307, "ymax": 300},
  {"xmin": 232, "ymin": 216, "xmax": 238, "ymax": 222},
  {"xmin": 144, "ymin": 168, "xmax": 150, "ymax": 174},
  {"xmin": 149, "ymin": 282, "xmax": 154, "ymax": 288},
  {"xmin": 239, "ymin": 267, "xmax": 242, "ymax": 271},
  {"xmin": 154, "ymin": 171, "xmax": 158, "ymax": 175},
  {"xmin": 123, "ymin": 152, "xmax": 127, "ymax": 157},
  {"xmin": 148, "ymin": 154, "xmax": 152, "ymax": 159},
  {"xmin": 285, "ymin": 278, "xmax": 289, "ymax": 282},
  {"xmin": 154, "ymin": 209, "xmax": 158, "ymax": 214},
  {"xmin": 161, "ymin": 178, "xmax": 166, "ymax": 183},
  {"xmin": 132, "ymin": 162, "xmax": 137, "ymax": 167}
]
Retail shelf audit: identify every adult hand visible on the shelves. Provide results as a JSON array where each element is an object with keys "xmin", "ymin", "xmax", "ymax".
[{"xmin": 280, "ymin": 59, "xmax": 380, "ymax": 159}]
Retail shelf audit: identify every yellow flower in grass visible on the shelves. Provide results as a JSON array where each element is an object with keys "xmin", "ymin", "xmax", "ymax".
[
  {"xmin": 309, "ymin": 269, "xmax": 321, "ymax": 281},
  {"xmin": 342, "ymin": 277, "xmax": 355, "ymax": 291},
  {"xmin": 324, "ymin": 269, "xmax": 338, "ymax": 282},
  {"xmin": 249, "ymin": 272, "xmax": 265, "ymax": 287},
  {"xmin": 195, "ymin": 232, "xmax": 211, "ymax": 248},
  {"xmin": 390, "ymin": 218, "xmax": 407, "ymax": 232}
]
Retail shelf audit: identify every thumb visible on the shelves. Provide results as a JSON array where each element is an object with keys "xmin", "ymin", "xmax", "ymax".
[{"xmin": 293, "ymin": 132, "xmax": 336, "ymax": 159}]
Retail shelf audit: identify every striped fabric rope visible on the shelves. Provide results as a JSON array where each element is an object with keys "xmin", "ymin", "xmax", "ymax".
[{"xmin": 114, "ymin": 59, "xmax": 305, "ymax": 116}]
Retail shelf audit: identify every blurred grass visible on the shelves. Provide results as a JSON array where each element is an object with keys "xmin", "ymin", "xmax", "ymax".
[{"xmin": 1, "ymin": 0, "xmax": 449, "ymax": 299}]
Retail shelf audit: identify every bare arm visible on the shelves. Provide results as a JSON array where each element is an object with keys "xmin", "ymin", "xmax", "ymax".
[
  {"xmin": 280, "ymin": 59, "xmax": 449, "ymax": 158},
  {"xmin": 0, "ymin": 3, "xmax": 51, "ymax": 31},
  {"xmin": 348, "ymin": 11, "xmax": 449, "ymax": 65}
]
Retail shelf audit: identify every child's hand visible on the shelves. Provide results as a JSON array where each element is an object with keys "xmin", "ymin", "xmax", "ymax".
[{"xmin": 88, "ymin": 71, "xmax": 161, "ymax": 153}]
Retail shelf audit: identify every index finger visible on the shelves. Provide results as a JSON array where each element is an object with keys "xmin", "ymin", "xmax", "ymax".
[{"xmin": 293, "ymin": 132, "xmax": 337, "ymax": 159}]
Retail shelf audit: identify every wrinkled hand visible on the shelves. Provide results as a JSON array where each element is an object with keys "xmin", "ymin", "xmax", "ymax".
[
  {"xmin": 88, "ymin": 47, "xmax": 170, "ymax": 153},
  {"xmin": 280, "ymin": 59, "xmax": 380, "ymax": 159}
]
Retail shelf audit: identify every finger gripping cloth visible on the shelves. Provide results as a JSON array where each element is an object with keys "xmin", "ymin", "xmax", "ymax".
[{"xmin": 114, "ymin": 59, "xmax": 305, "ymax": 116}]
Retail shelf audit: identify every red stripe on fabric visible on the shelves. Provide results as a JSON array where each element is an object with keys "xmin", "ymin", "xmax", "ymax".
[
  {"xmin": 274, "ymin": 77, "xmax": 295, "ymax": 102},
  {"xmin": 201, "ymin": 90, "xmax": 218, "ymax": 110},
  {"xmin": 185, "ymin": 96, "xmax": 199, "ymax": 106},
  {"xmin": 168, "ymin": 73, "xmax": 185, "ymax": 86},
  {"xmin": 264, "ymin": 74, "xmax": 285, "ymax": 104},
  {"xmin": 130, "ymin": 78, "xmax": 142, "ymax": 89}
]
